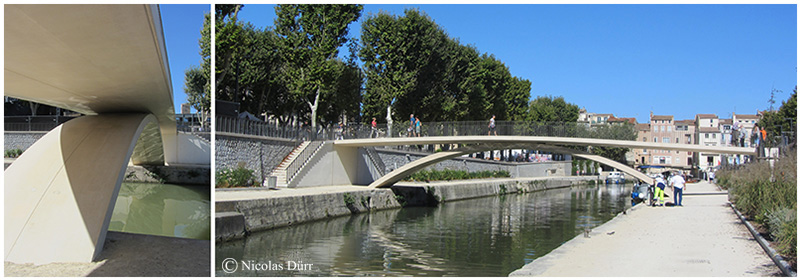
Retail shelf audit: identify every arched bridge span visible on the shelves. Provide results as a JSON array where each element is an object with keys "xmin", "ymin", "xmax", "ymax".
[{"xmin": 333, "ymin": 136, "xmax": 756, "ymax": 188}]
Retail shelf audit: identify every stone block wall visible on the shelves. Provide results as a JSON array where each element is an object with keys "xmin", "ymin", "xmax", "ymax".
[
  {"xmin": 4, "ymin": 132, "xmax": 46, "ymax": 151},
  {"xmin": 215, "ymin": 133, "xmax": 298, "ymax": 182}
]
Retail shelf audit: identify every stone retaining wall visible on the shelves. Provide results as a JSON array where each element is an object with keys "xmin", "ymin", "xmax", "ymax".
[
  {"xmin": 215, "ymin": 177, "xmax": 597, "ymax": 242},
  {"xmin": 4, "ymin": 131, "xmax": 46, "ymax": 151},
  {"xmin": 215, "ymin": 133, "xmax": 299, "ymax": 182}
]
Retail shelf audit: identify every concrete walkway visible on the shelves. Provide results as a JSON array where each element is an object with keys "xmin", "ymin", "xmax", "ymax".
[{"xmin": 510, "ymin": 181, "xmax": 781, "ymax": 277}]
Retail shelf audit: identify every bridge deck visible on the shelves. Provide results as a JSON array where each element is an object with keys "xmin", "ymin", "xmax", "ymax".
[{"xmin": 335, "ymin": 136, "xmax": 756, "ymax": 155}]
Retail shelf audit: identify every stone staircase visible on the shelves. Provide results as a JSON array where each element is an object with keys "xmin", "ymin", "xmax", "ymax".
[{"xmin": 268, "ymin": 141, "xmax": 311, "ymax": 187}]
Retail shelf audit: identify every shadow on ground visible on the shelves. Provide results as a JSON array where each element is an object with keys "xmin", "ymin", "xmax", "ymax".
[{"xmin": 87, "ymin": 231, "xmax": 209, "ymax": 277}]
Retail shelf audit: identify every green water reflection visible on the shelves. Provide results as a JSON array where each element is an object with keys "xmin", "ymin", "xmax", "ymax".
[
  {"xmin": 216, "ymin": 183, "xmax": 632, "ymax": 276},
  {"xmin": 109, "ymin": 182, "xmax": 210, "ymax": 240}
]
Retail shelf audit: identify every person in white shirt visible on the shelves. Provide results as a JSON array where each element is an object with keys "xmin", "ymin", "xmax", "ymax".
[{"xmin": 668, "ymin": 172, "xmax": 686, "ymax": 206}]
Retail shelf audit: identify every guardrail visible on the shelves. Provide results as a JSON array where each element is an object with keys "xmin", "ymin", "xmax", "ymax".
[
  {"xmin": 286, "ymin": 140, "xmax": 325, "ymax": 185},
  {"xmin": 5, "ymin": 116, "xmax": 78, "ymax": 131}
]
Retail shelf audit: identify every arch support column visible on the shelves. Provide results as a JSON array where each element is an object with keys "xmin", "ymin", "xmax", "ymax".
[{"xmin": 4, "ymin": 113, "xmax": 162, "ymax": 264}]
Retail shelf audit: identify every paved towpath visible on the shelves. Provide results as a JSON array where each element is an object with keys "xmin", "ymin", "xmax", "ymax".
[{"xmin": 510, "ymin": 180, "xmax": 781, "ymax": 277}]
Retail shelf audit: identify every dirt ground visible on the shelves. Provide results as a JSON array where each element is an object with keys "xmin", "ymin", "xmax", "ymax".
[{"xmin": 5, "ymin": 231, "xmax": 210, "ymax": 277}]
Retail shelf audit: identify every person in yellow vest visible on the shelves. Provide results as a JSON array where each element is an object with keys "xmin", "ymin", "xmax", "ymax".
[{"xmin": 654, "ymin": 174, "xmax": 667, "ymax": 206}]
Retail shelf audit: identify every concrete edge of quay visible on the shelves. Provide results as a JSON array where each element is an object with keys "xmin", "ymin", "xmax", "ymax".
[
  {"xmin": 215, "ymin": 176, "xmax": 601, "ymax": 243},
  {"xmin": 508, "ymin": 202, "xmax": 647, "ymax": 277},
  {"xmin": 731, "ymin": 204, "xmax": 797, "ymax": 277}
]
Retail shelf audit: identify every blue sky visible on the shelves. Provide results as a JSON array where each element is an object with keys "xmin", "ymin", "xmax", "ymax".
[
  {"xmin": 160, "ymin": 4, "xmax": 209, "ymax": 114},
  {"xmin": 236, "ymin": 4, "xmax": 796, "ymax": 123}
]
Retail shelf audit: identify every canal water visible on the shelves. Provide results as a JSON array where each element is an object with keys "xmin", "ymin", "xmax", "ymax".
[
  {"xmin": 108, "ymin": 182, "xmax": 211, "ymax": 240},
  {"xmin": 216, "ymin": 183, "xmax": 632, "ymax": 277}
]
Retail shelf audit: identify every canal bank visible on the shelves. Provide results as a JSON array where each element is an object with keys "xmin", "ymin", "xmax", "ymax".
[
  {"xmin": 215, "ymin": 176, "xmax": 601, "ymax": 242},
  {"xmin": 509, "ymin": 180, "xmax": 782, "ymax": 277}
]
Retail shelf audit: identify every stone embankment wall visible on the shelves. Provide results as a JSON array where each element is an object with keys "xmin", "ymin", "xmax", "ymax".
[
  {"xmin": 123, "ymin": 165, "xmax": 210, "ymax": 185},
  {"xmin": 215, "ymin": 132, "xmax": 298, "ymax": 181},
  {"xmin": 4, "ymin": 131, "xmax": 46, "ymax": 151},
  {"xmin": 216, "ymin": 177, "xmax": 596, "ymax": 242}
]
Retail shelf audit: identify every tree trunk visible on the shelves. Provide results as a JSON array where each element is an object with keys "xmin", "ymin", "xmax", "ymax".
[
  {"xmin": 385, "ymin": 103, "xmax": 393, "ymax": 138},
  {"xmin": 308, "ymin": 87, "xmax": 321, "ymax": 139}
]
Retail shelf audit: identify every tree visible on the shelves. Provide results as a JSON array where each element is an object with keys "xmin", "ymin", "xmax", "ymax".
[
  {"xmin": 184, "ymin": 12, "xmax": 211, "ymax": 128},
  {"xmin": 360, "ymin": 9, "xmax": 445, "ymax": 133},
  {"xmin": 759, "ymin": 86, "xmax": 797, "ymax": 146},
  {"xmin": 527, "ymin": 95, "xmax": 580, "ymax": 123},
  {"xmin": 215, "ymin": 4, "xmax": 244, "ymax": 92},
  {"xmin": 275, "ymin": 4, "xmax": 363, "ymax": 131},
  {"xmin": 591, "ymin": 122, "xmax": 638, "ymax": 165}
]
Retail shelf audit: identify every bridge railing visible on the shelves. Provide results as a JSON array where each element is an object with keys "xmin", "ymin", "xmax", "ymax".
[
  {"xmin": 328, "ymin": 120, "xmax": 631, "ymax": 140},
  {"xmin": 212, "ymin": 117, "xmax": 638, "ymax": 143},
  {"xmin": 5, "ymin": 116, "xmax": 79, "ymax": 131}
]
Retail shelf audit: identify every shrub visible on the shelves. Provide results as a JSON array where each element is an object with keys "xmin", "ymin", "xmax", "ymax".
[
  {"xmin": 766, "ymin": 207, "xmax": 797, "ymax": 257},
  {"xmin": 404, "ymin": 169, "xmax": 510, "ymax": 182},
  {"xmin": 720, "ymin": 150, "xmax": 796, "ymax": 261},
  {"xmin": 4, "ymin": 148, "xmax": 23, "ymax": 158},
  {"xmin": 216, "ymin": 166, "xmax": 256, "ymax": 188}
]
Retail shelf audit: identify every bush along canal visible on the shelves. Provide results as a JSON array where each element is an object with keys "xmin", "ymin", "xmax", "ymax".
[{"xmin": 215, "ymin": 183, "xmax": 633, "ymax": 276}]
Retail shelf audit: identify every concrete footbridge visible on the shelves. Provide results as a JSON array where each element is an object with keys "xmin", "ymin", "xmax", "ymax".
[
  {"xmin": 5, "ymin": 5, "xmax": 208, "ymax": 264},
  {"xmin": 330, "ymin": 136, "xmax": 755, "ymax": 188}
]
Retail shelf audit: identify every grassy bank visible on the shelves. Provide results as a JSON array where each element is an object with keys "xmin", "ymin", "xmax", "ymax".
[
  {"xmin": 716, "ymin": 150, "xmax": 796, "ymax": 267},
  {"xmin": 403, "ymin": 169, "xmax": 511, "ymax": 182}
]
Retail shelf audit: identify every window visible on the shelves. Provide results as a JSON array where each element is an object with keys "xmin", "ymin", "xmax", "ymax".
[
  {"xmin": 676, "ymin": 157, "xmax": 680, "ymax": 164},
  {"xmin": 642, "ymin": 137, "xmax": 646, "ymax": 142},
  {"xmin": 675, "ymin": 137, "xmax": 680, "ymax": 143},
  {"xmin": 705, "ymin": 133, "xmax": 709, "ymax": 139},
  {"xmin": 667, "ymin": 126, "xmax": 672, "ymax": 132},
  {"xmin": 712, "ymin": 134, "xmax": 716, "ymax": 139},
  {"xmin": 663, "ymin": 137, "xmax": 670, "ymax": 143}
]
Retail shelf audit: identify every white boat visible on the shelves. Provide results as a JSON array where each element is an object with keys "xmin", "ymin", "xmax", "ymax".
[{"xmin": 605, "ymin": 171, "xmax": 626, "ymax": 184}]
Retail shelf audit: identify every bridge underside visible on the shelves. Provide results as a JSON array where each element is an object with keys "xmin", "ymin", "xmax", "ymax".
[
  {"xmin": 4, "ymin": 4, "xmax": 177, "ymax": 164},
  {"xmin": 4, "ymin": 114, "xmax": 160, "ymax": 264},
  {"xmin": 367, "ymin": 143, "xmax": 655, "ymax": 188}
]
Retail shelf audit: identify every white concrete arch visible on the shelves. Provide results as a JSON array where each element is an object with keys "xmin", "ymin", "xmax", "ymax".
[
  {"xmin": 367, "ymin": 143, "xmax": 654, "ymax": 188},
  {"xmin": 5, "ymin": 114, "xmax": 161, "ymax": 264}
]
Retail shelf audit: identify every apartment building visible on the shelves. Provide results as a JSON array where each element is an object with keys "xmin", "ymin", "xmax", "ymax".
[
  {"xmin": 640, "ymin": 114, "xmax": 695, "ymax": 170},
  {"xmin": 695, "ymin": 114, "xmax": 721, "ymax": 171}
]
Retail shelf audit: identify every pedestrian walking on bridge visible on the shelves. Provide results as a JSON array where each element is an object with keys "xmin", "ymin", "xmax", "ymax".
[{"xmin": 488, "ymin": 115, "xmax": 497, "ymax": 136}]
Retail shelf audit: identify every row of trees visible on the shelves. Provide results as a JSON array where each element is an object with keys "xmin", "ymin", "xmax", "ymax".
[
  {"xmin": 187, "ymin": 5, "xmax": 553, "ymax": 129},
  {"xmin": 185, "ymin": 4, "xmax": 637, "ymax": 164}
]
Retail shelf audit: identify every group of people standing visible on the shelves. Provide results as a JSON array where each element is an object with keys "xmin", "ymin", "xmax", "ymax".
[
  {"xmin": 408, "ymin": 114, "xmax": 422, "ymax": 137},
  {"xmin": 652, "ymin": 171, "xmax": 686, "ymax": 206}
]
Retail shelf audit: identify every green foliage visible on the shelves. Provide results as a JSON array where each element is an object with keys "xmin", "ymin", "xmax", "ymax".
[
  {"xmin": 394, "ymin": 194, "xmax": 407, "ymax": 207},
  {"xmin": 759, "ymin": 87, "xmax": 797, "ymax": 147},
  {"xmin": 360, "ymin": 9, "xmax": 530, "ymax": 123},
  {"xmin": 404, "ymin": 169, "xmax": 510, "ymax": 182},
  {"xmin": 216, "ymin": 166, "xmax": 257, "ymax": 188},
  {"xmin": 342, "ymin": 193, "xmax": 356, "ymax": 206},
  {"xmin": 766, "ymin": 207, "xmax": 796, "ymax": 257},
  {"xmin": 4, "ymin": 148, "xmax": 23, "ymax": 158},
  {"xmin": 527, "ymin": 95, "xmax": 579, "ymax": 123},
  {"xmin": 717, "ymin": 151, "xmax": 796, "ymax": 258},
  {"xmin": 275, "ymin": 4, "xmax": 363, "ymax": 129}
]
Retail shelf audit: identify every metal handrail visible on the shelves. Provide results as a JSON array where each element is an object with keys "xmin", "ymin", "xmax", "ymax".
[
  {"xmin": 286, "ymin": 140, "xmax": 325, "ymax": 185},
  {"xmin": 364, "ymin": 147, "xmax": 386, "ymax": 176}
]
